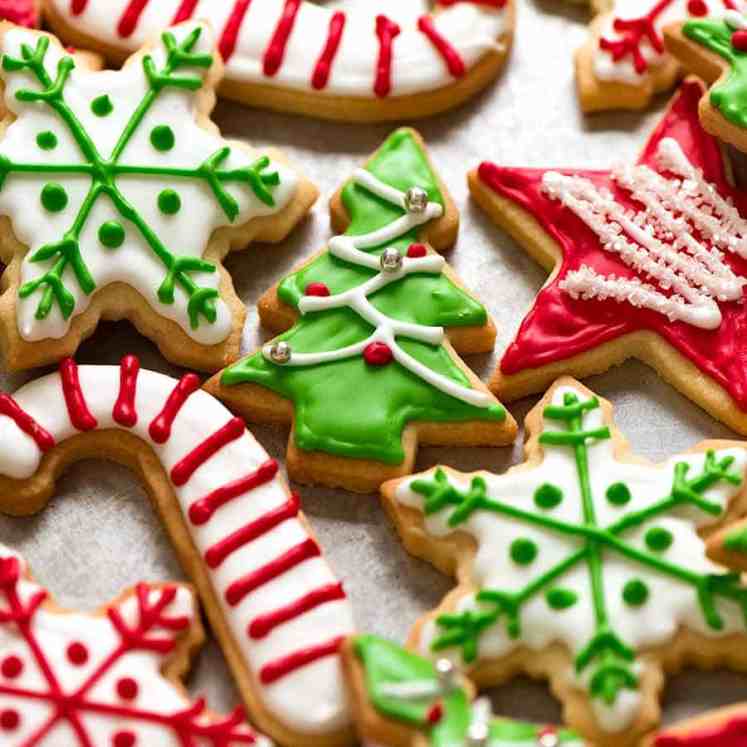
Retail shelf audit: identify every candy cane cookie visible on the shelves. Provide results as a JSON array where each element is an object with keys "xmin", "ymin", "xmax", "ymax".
[
  {"xmin": 0, "ymin": 356, "xmax": 356, "ymax": 747},
  {"xmin": 41, "ymin": 0, "xmax": 514, "ymax": 122}
]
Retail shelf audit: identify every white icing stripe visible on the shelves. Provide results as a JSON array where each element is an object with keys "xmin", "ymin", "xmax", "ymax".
[
  {"xmin": 542, "ymin": 138, "xmax": 747, "ymax": 329},
  {"xmin": 46, "ymin": 0, "xmax": 507, "ymax": 98},
  {"xmin": 0, "ymin": 360, "xmax": 355, "ymax": 737},
  {"xmin": 262, "ymin": 169, "xmax": 495, "ymax": 409}
]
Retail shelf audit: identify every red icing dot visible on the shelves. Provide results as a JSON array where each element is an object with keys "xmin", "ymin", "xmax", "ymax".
[
  {"xmin": 733, "ymin": 30, "xmax": 747, "ymax": 51},
  {"xmin": 0, "ymin": 709, "xmax": 19, "ymax": 731},
  {"xmin": 116, "ymin": 677, "xmax": 139, "ymax": 701},
  {"xmin": 426, "ymin": 702, "xmax": 443, "ymax": 724},
  {"xmin": 112, "ymin": 731, "xmax": 136, "ymax": 747},
  {"xmin": 363, "ymin": 341, "xmax": 393, "ymax": 366},
  {"xmin": 1, "ymin": 655, "xmax": 22, "ymax": 679},
  {"xmin": 407, "ymin": 243, "xmax": 427, "ymax": 258},
  {"xmin": 305, "ymin": 282, "xmax": 330, "ymax": 297},
  {"xmin": 66, "ymin": 642, "xmax": 89, "ymax": 666},
  {"xmin": 687, "ymin": 0, "xmax": 708, "ymax": 15}
]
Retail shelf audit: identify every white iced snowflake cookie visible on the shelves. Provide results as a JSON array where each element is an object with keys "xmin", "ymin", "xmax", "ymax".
[
  {"xmin": 0, "ymin": 20, "xmax": 317, "ymax": 372},
  {"xmin": 381, "ymin": 377, "xmax": 747, "ymax": 747}
]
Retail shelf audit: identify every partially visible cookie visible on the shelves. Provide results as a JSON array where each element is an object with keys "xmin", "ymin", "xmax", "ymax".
[{"xmin": 646, "ymin": 705, "xmax": 747, "ymax": 745}]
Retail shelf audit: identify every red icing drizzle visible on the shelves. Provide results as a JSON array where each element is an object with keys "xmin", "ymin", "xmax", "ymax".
[
  {"xmin": 113, "ymin": 355, "xmax": 140, "ymax": 428},
  {"xmin": 655, "ymin": 715, "xmax": 747, "ymax": 746},
  {"xmin": 418, "ymin": 15, "xmax": 466, "ymax": 77},
  {"xmin": 0, "ymin": 0, "xmax": 40, "ymax": 27},
  {"xmin": 117, "ymin": 0, "xmax": 149, "ymax": 38},
  {"xmin": 60, "ymin": 358, "xmax": 98, "ymax": 432},
  {"xmin": 70, "ymin": 0, "xmax": 88, "ymax": 15},
  {"xmin": 225, "ymin": 538, "xmax": 320, "ymax": 606},
  {"xmin": 170, "ymin": 417, "xmax": 245, "ymax": 487},
  {"xmin": 219, "ymin": 0, "xmax": 253, "ymax": 63},
  {"xmin": 148, "ymin": 373, "xmax": 201, "ymax": 444},
  {"xmin": 374, "ymin": 15, "xmax": 401, "ymax": 97},
  {"xmin": 479, "ymin": 80, "xmax": 747, "ymax": 410},
  {"xmin": 263, "ymin": 0, "xmax": 301, "ymax": 76},
  {"xmin": 0, "ymin": 393, "xmax": 55, "ymax": 452},
  {"xmin": 259, "ymin": 635, "xmax": 344, "ymax": 685},
  {"xmin": 171, "ymin": 0, "xmax": 199, "ymax": 24},
  {"xmin": 312, "ymin": 11, "xmax": 346, "ymax": 90}
]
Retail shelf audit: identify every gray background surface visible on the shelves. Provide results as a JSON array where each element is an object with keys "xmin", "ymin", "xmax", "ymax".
[{"xmin": 2, "ymin": 0, "xmax": 747, "ymax": 735}]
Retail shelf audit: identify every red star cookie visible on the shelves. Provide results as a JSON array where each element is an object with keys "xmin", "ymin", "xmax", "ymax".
[{"xmin": 470, "ymin": 78, "xmax": 747, "ymax": 433}]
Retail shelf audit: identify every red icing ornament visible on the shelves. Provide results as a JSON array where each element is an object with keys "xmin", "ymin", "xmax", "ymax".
[
  {"xmin": 113, "ymin": 730, "xmax": 136, "ymax": 747},
  {"xmin": 687, "ymin": 0, "xmax": 708, "ymax": 15},
  {"xmin": 407, "ymin": 243, "xmax": 428, "ymax": 258},
  {"xmin": 305, "ymin": 282, "xmax": 331, "ymax": 297},
  {"xmin": 733, "ymin": 30, "xmax": 747, "ymax": 51},
  {"xmin": 363, "ymin": 341, "xmax": 394, "ymax": 366},
  {"xmin": 67, "ymin": 641, "xmax": 89, "ymax": 666},
  {"xmin": 0, "ymin": 709, "xmax": 19, "ymax": 731},
  {"xmin": 116, "ymin": 677, "xmax": 139, "ymax": 701},
  {"xmin": 427, "ymin": 702, "xmax": 444, "ymax": 724},
  {"xmin": 1, "ymin": 655, "xmax": 22, "ymax": 679}
]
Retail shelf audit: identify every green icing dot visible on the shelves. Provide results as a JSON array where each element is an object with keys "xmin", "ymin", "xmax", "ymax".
[
  {"xmin": 36, "ymin": 131, "xmax": 58, "ymax": 150},
  {"xmin": 645, "ymin": 527, "xmax": 673, "ymax": 552},
  {"xmin": 40, "ymin": 183, "xmax": 68, "ymax": 213},
  {"xmin": 546, "ymin": 588, "xmax": 578, "ymax": 610},
  {"xmin": 622, "ymin": 579, "xmax": 649, "ymax": 607},
  {"xmin": 158, "ymin": 189, "xmax": 181, "ymax": 215},
  {"xmin": 91, "ymin": 94, "xmax": 113, "ymax": 117},
  {"xmin": 606, "ymin": 482, "xmax": 631, "ymax": 506},
  {"xmin": 98, "ymin": 221, "xmax": 125, "ymax": 249},
  {"xmin": 510, "ymin": 538, "xmax": 537, "ymax": 566},
  {"xmin": 534, "ymin": 483, "xmax": 563, "ymax": 510},
  {"xmin": 150, "ymin": 125, "xmax": 175, "ymax": 152}
]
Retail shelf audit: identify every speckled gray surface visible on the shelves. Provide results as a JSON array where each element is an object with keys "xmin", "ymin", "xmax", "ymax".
[{"xmin": 2, "ymin": 0, "xmax": 747, "ymax": 736}]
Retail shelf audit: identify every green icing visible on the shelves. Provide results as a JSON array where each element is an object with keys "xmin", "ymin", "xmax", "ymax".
[
  {"xmin": 221, "ymin": 129, "xmax": 504, "ymax": 465},
  {"xmin": 40, "ymin": 182, "xmax": 67, "ymax": 212},
  {"xmin": 683, "ymin": 18, "xmax": 747, "ymax": 129},
  {"xmin": 150, "ymin": 124, "xmax": 175, "ymax": 151},
  {"xmin": 98, "ymin": 220, "xmax": 125, "ymax": 249},
  {"xmin": 724, "ymin": 526, "xmax": 747, "ymax": 553},
  {"xmin": 158, "ymin": 188, "xmax": 181, "ymax": 215},
  {"xmin": 510, "ymin": 538, "xmax": 537, "ymax": 565},
  {"xmin": 606, "ymin": 482, "xmax": 631, "ymax": 506},
  {"xmin": 535, "ymin": 483, "xmax": 563, "ymax": 509},
  {"xmin": 546, "ymin": 588, "xmax": 578, "ymax": 610},
  {"xmin": 645, "ymin": 527, "xmax": 673, "ymax": 552},
  {"xmin": 36, "ymin": 131, "xmax": 57, "ymax": 150},
  {"xmin": 622, "ymin": 579, "xmax": 649, "ymax": 607},
  {"xmin": 91, "ymin": 94, "xmax": 113, "ymax": 117}
]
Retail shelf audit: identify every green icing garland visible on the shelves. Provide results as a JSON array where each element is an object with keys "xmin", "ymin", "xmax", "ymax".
[
  {"xmin": 1, "ymin": 28, "xmax": 281, "ymax": 327},
  {"xmin": 409, "ymin": 393, "xmax": 746, "ymax": 711},
  {"xmin": 221, "ymin": 130, "xmax": 505, "ymax": 465}
]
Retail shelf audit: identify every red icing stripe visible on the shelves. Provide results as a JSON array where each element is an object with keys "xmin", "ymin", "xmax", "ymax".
[
  {"xmin": 171, "ymin": 417, "xmax": 245, "ymax": 487},
  {"xmin": 205, "ymin": 493, "xmax": 300, "ymax": 569},
  {"xmin": 112, "ymin": 355, "xmax": 139, "ymax": 428},
  {"xmin": 312, "ymin": 11, "xmax": 345, "ymax": 90},
  {"xmin": 374, "ymin": 15, "xmax": 400, "ymax": 98},
  {"xmin": 148, "ymin": 373, "xmax": 201, "ymax": 445},
  {"xmin": 439, "ymin": 0, "xmax": 506, "ymax": 6},
  {"xmin": 248, "ymin": 583, "xmax": 346, "ymax": 640},
  {"xmin": 171, "ymin": 0, "xmax": 199, "ymax": 23},
  {"xmin": 225, "ymin": 538, "xmax": 320, "ymax": 607},
  {"xmin": 189, "ymin": 458, "xmax": 280, "ymax": 526},
  {"xmin": 0, "ymin": 394, "xmax": 55, "ymax": 452},
  {"xmin": 60, "ymin": 358, "xmax": 97, "ymax": 432},
  {"xmin": 655, "ymin": 715, "xmax": 747, "ymax": 746},
  {"xmin": 259, "ymin": 635, "xmax": 345, "ymax": 685},
  {"xmin": 117, "ymin": 0, "xmax": 150, "ymax": 38},
  {"xmin": 71, "ymin": 0, "xmax": 88, "ymax": 14},
  {"xmin": 219, "ymin": 0, "xmax": 252, "ymax": 63},
  {"xmin": 418, "ymin": 15, "xmax": 466, "ymax": 77},
  {"xmin": 263, "ymin": 0, "xmax": 301, "ymax": 76}
]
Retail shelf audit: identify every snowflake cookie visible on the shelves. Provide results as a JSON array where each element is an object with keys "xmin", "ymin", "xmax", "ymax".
[
  {"xmin": 381, "ymin": 376, "xmax": 747, "ymax": 747},
  {"xmin": 0, "ymin": 544, "xmax": 269, "ymax": 747},
  {"xmin": 205, "ymin": 128, "xmax": 517, "ymax": 494},
  {"xmin": 341, "ymin": 635, "xmax": 586, "ymax": 747},
  {"xmin": 0, "ymin": 20, "xmax": 317, "ymax": 372},
  {"xmin": 0, "ymin": 356, "xmax": 356, "ymax": 747}
]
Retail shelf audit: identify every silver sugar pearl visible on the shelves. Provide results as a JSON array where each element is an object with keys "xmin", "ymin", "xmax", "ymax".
[
  {"xmin": 380, "ymin": 247, "xmax": 403, "ymax": 273},
  {"xmin": 404, "ymin": 186, "xmax": 429, "ymax": 214},
  {"xmin": 268, "ymin": 341, "xmax": 291, "ymax": 364},
  {"xmin": 538, "ymin": 733, "xmax": 559, "ymax": 747},
  {"xmin": 435, "ymin": 658, "xmax": 457, "ymax": 693},
  {"xmin": 465, "ymin": 723, "xmax": 489, "ymax": 747}
]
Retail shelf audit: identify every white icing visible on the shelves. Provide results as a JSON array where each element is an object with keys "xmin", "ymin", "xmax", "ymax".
[
  {"xmin": 0, "ymin": 23, "xmax": 298, "ymax": 345},
  {"xmin": 396, "ymin": 383, "xmax": 747, "ymax": 733},
  {"xmin": 542, "ymin": 138, "xmax": 747, "ymax": 328},
  {"xmin": 262, "ymin": 168, "xmax": 495, "ymax": 409},
  {"xmin": 46, "ymin": 0, "xmax": 507, "ymax": 98},
  {"xmin": 0, "ymin": 363, "xmax": 355, "ymax": 736}
]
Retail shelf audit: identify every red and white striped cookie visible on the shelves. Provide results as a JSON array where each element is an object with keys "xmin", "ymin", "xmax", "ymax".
[
  {"xmin": 42, "ymin": 0, "xmax": 514, "ymax": 122},
  {"xmin": 0, "ymin": 355, "xmax": 355, "ymax": 747}
]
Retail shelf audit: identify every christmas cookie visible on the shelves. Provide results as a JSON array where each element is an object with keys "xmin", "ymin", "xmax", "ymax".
[
  {"xmin": 469, "ymin": 78, "xmax": 747, "ymax": 434},
  {"xmin": 0, "ymin": 356, "xmax": 355, "ymax": 747},
  {"xmin": 0, "ymin": 544, "xmax": 269, "ymax": 747},
  {"xmin": 341, "ymin": 634, "xmax": 585, "ymax": 747},
  {"xmin": 0, "ymin": 21, "xmax": 317, "ymax": 373},
  {"xmin": 576, "ymin": 0, "xmax": 743, "ymax": 112},
  {"xmin": 41, "ymin": 0, "xmax": 514, "ymax": 123},
  {"xmin": 205, "ymin": 129, "xmax": 517, "ymax": 494},
  {"xmin": 648, "ymin": 705, "xmax": 747, "ymax": 745},
  {"xmin": 381, "ymin": 377, "xmax": 747, "ymax": 747}
]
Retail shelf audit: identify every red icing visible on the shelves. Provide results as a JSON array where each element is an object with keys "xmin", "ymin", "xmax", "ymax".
[
  {"xmin": 687, "ymin": 0, "xmax": 709, "ymax": 15},
  {"xmin": 374, "ymin": 15, "xmax": 401, "ymax": 97},
  {"xmin": 259, "ymin": 635, "xmax": 344, "ymax": 685},
  {"xmin": 60, "ymin": 358, "xmax": 98, "ymax": 432},
  {"xmin": 418, "ymin": 15, "xmax": 466, "ymax": 77},
  {"xmin": 312, "ymin": 11, "xmax": 346, "ymax": 90},
  {"xmin": 655, "ymin": 715, "xmax": 747, "ymax": 746},
  {"xmin": 479, "ymin": 80, "xmax": 747, "ymax": 411},
  {"xmin": 117, "ymin": 676, "xmax": 139, "ymax": 700},
  {"xmin": 263, "ymin": 0, "xmax": 301, "ymax": 76},
  {"xmin": 225, "ymin": 537, "xmax": 320, "ymax": 606},
  {"xmin": 148, "ymin": 372, "xmax": 201, "ymax": 444},
  {"xmin": 0, "ymin": 0, "xmax": 39, "ymax": 27},
  {"xmin": 113, "ymin": 730, "xmax": 136, "ymax": 747},
  {"xmin": 113, "ymin": 354, "xmax": 140, "ymax": 428},
  {"xmin": 170, "ymin": 417, "xmax": 245, "ymax": 487},
  {"xmin": 0, "ymin": 709, "xmax": 19, "ymax": 731},
  {"xmin": 71, "ymin": 0, "xmax": 88, "ymax": 16},
  {"xmin": 0, "ymin": 392, "xmax": 55, "ymax": 452},
  {"xmin": 364, "ymin": 341, "xmax": 394, "ymax": 366},
  {"xmin": 219, "ymin": 0, "xmax": 253, "ymax": 63},
  {"xmin": 171, "ymin": 0, "xmax": 199, "ymax": 24},
  {"xmin": 427, "ymin": 702, "xmax": 444, "ymax": 724},
  {"xmin": 117, "ymin": 0, "xmax": 149, "ymax": 38},
  {"xmin": 407, "ymin": 243, "xmax": 428, "ymax": 258},
  {"xmin": 67, "ymin": 641, "xmax": 89, "ymax": 666},
  {"xmin": 439, "ymin": 0, "xmax": 506, "ymax": 6},
  {"xmin": 733, "ymin": 30, "xmax": 747, "ymax": 51},
  {"xmin": 305, "ymin": 282, "xmax": 331, "ymax": 297},
  {"xmin": 1, "ymin": 655, "xmax": 22, "ymax": 679}
]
